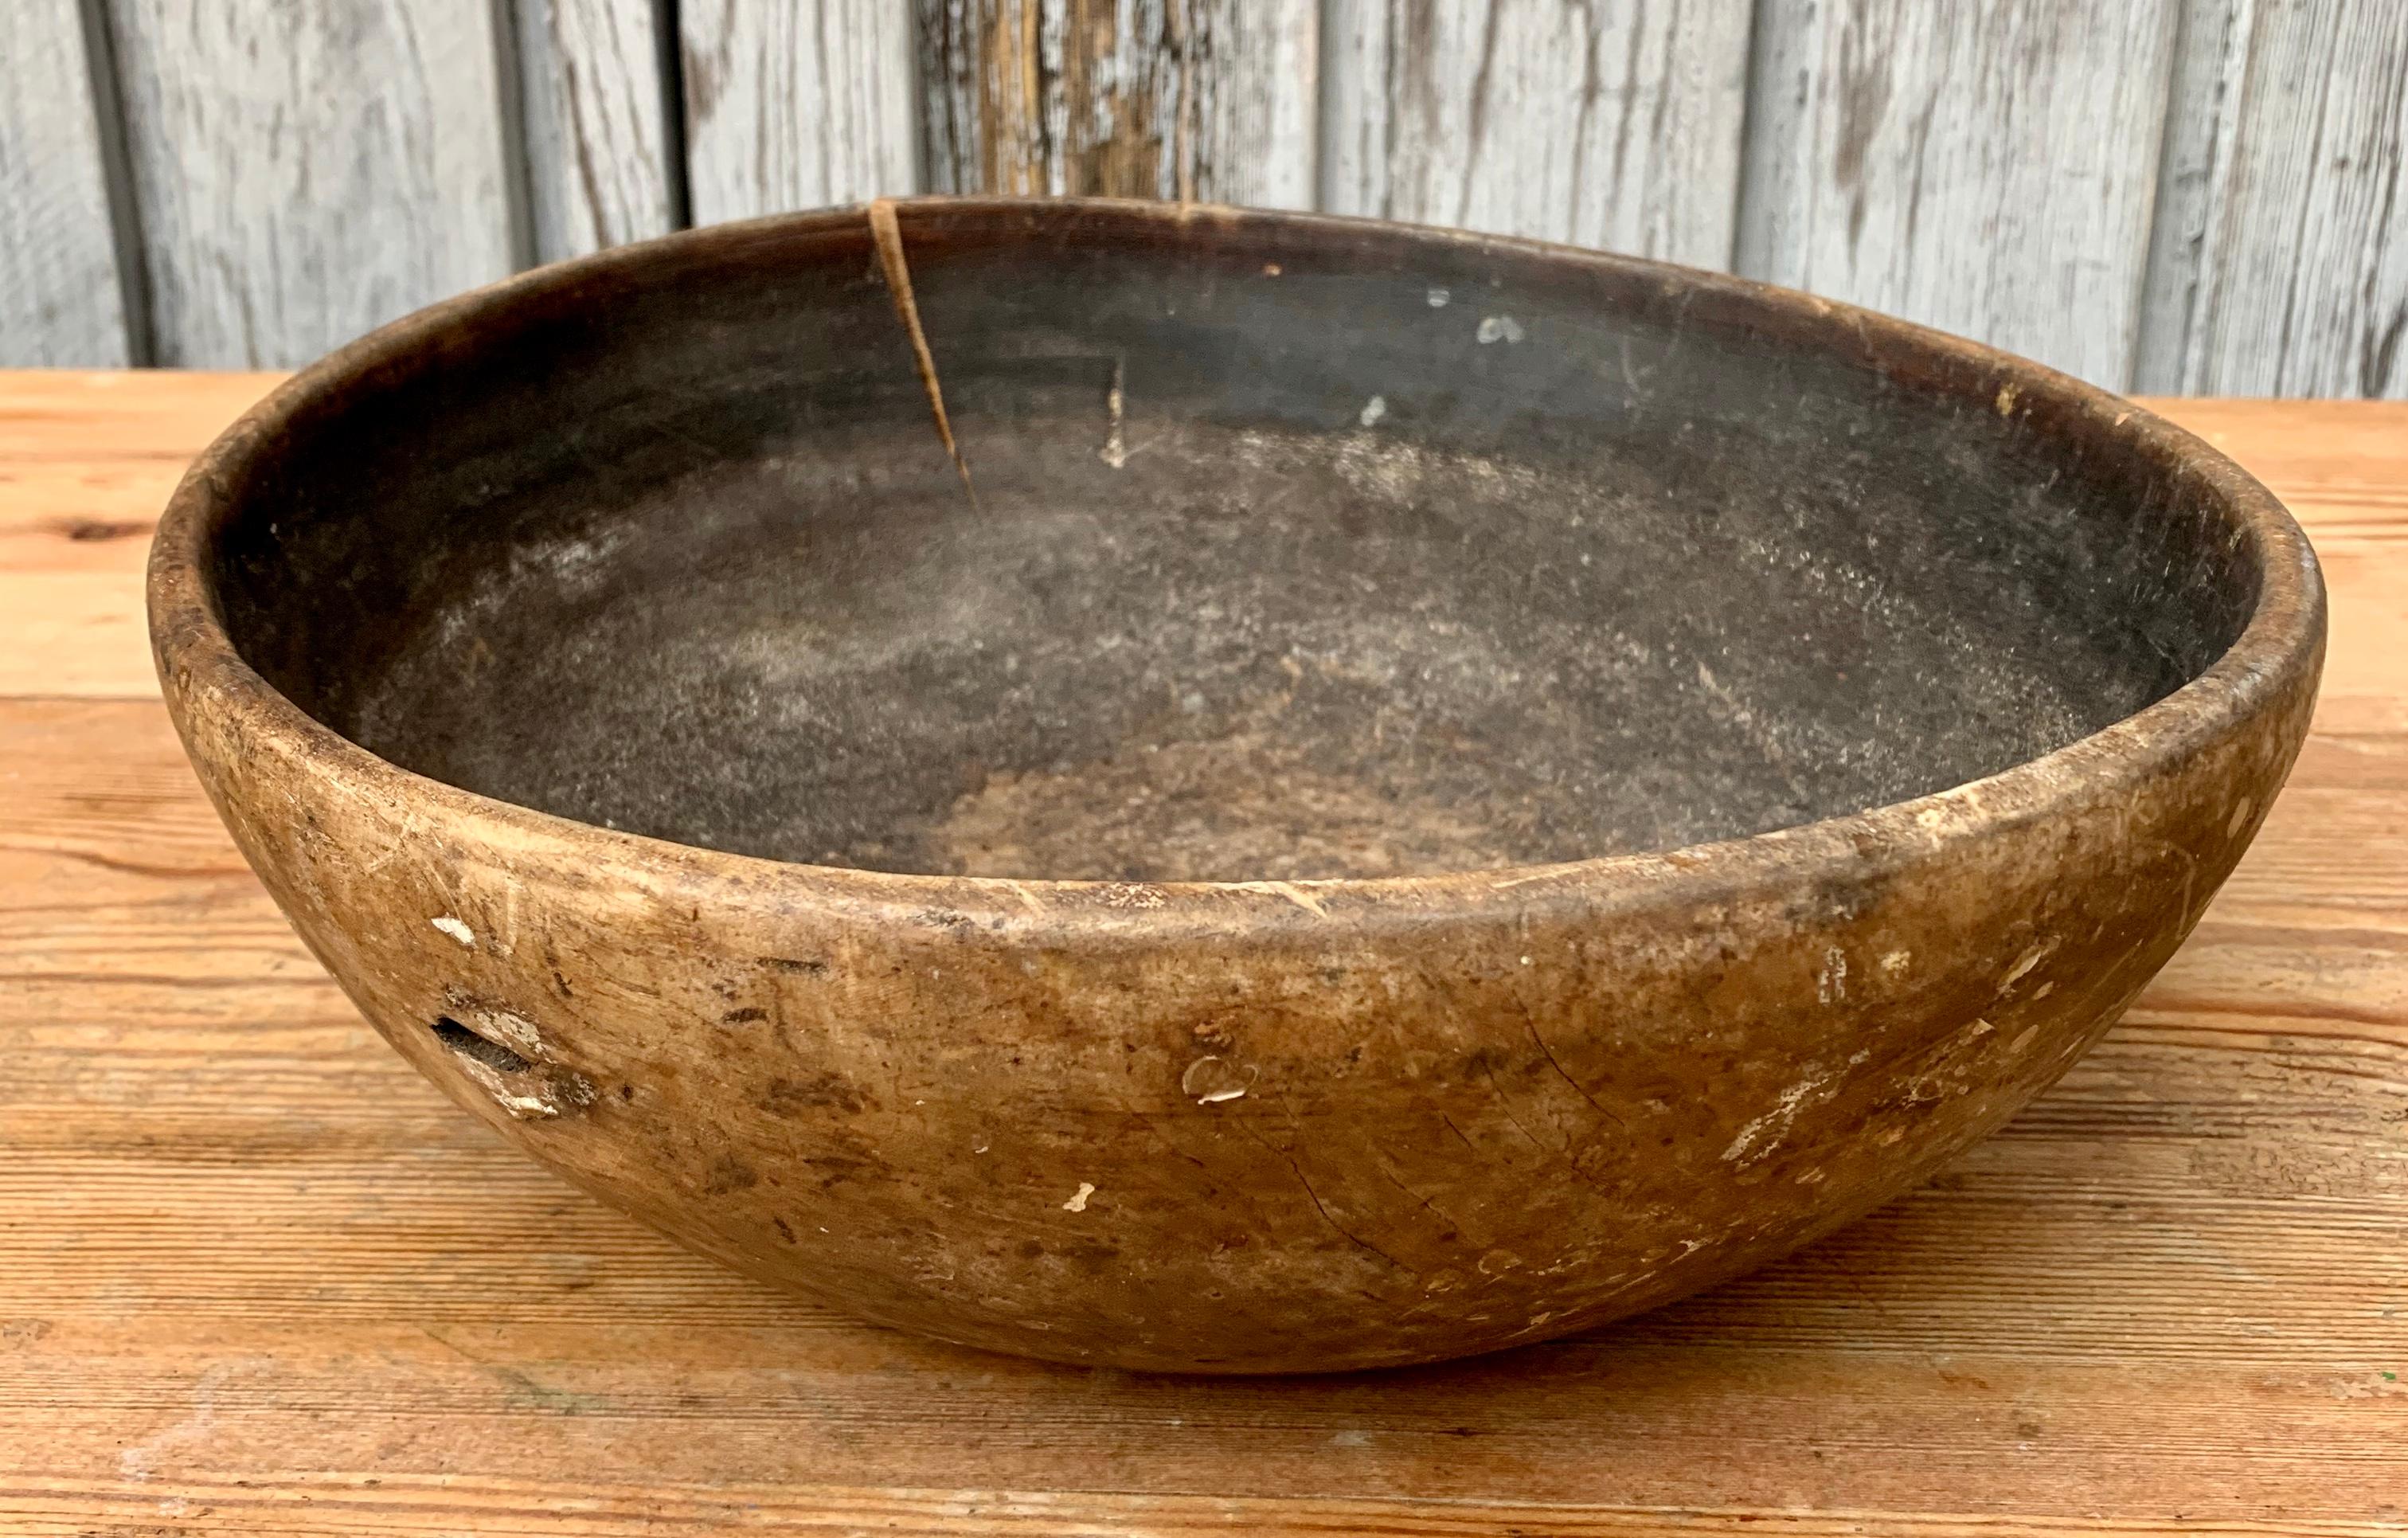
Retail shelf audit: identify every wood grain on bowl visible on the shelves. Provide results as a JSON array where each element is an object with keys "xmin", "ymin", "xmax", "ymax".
[
  {"xmin": 140, "ymin": 200, "xmax": 2320, "ymax": 1374},
  {"xmin": 2, "ymin": 369, "xmax": 2403, "ymax": 1528}
]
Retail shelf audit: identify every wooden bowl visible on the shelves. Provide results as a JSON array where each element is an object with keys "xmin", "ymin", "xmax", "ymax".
[{"xmin": 150, "ymin": 198, "xmax": 2324, "ymax": 1373}]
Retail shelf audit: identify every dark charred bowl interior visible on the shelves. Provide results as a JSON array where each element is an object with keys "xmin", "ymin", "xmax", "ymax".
[{"xmin": 210, "ymin": 204, "xmax": 2258, "ymax": 882}]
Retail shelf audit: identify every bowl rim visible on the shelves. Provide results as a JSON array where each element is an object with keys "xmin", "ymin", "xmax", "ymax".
[{"xmin": 147, "ymin": 195, "xmax": 2327, "ymax": 926}]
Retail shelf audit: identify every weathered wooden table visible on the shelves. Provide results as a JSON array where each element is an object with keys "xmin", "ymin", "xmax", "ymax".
[{"xmin": 2, "ymin": 373, "xmax": 2402, "ymax": 1536}]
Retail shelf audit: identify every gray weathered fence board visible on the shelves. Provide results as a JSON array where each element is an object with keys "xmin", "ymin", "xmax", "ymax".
[
  {"xmin": 681, "ymin": 0, "xmax": 918, "ymax": 223},
  {"xmin": 2132, "ymin": 0, "xmax": 2245, "ymax": 394},
  {"xmin": 11, "ymin": 0, "xmax": 2406, "ymax": 393},
  {"xmin": 2148, "ymin": 0, "xmax": 2408, "ymax": 398},
  {"xmin": 918, "ymin": 1, "xmax": 1319, "ymax": 206},
  {"xmin": 1321, "ymin": 0, "xmax": 1752, "ymax": 268},
  {"xmin": 104, "ymin": 0, "xmax": 520, "ymax": 368},
  {"xmin": 1183, "ymin": 0, "xmax": 1319, "ymax": 207},
  {"xmin": 1737, "ymin": 0, "xmax": 2181, "ymax": 389},
  {"xmin": 512, "ymin": 0, "xmax": 679, "ymax": 261},
  {"xmin": 0, "ymin": 0, "xmax": 132, "ymax": 366}
]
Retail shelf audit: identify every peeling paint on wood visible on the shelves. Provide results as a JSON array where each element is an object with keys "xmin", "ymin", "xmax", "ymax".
[
  {"xmin": 2140, "ymin": 0, "xmax": 2408, "ymax": 398},
  {"xmin": 102, "ymin": 0, "xmax": 520, "ymax": 368},
  {"xmin": 918, "ymin": 0, "xmax": 1317, "ymax": 206},
  {"xmin": 9, "ymin": 0, "xmax": 2408, "ymax": 401},
  {"xmin": 1737, "ymin": 0, "xmax": 2181, "ymax": 389},
  {"xmin": 1321, "ymin": 0, "xmax": 1752, "ymax": 265},
  {"xmin": 2133, "ymin": 0, "xmax": 2247, "ymax": 395},
  {"xmin": 0, "ymin": 0, "xmax": 132, "ymax": 365},
  {"xmin": 679, "ymin": 0, "xmax": 918, "ymax": 223},
  {"xmin": 512, "ymin": 0, "xmax": 678, "ymax": 260}
]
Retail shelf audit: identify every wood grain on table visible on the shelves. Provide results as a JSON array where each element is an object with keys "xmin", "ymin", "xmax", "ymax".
[{"xmin": 1, "ymin": 371, "xmax": 2403, "ymax": 1535}]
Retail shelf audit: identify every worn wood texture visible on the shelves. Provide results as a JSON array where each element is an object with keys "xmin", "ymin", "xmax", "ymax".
[
  {"xmin": 1, "ymin": 372, "xmax": 2405, "ymax": 1528},
  {"xmin": 2140, "ymin": 0, "xmax": 2408, "ymax": 398},
  {"xmin": 5, "ymin": 0, "xmax": 2407, "ymax": 397},
  {"xmin": 2132, "ymin": 0, "xmax": 2245, "ymax": 396},
  {"xmin": 147, "ymin": 215, "xmax": 2324, "ymax": 1370},
  {"xmin": 678, "ymin": 0, "xmax": 918, "ymax": 224},
  {"xmin": 0, "ymin": 372, "xmax": 277, "ymax": 699},
  {"xmin": 1737, "ymin": 1, "xmax": 2181, "ymax": 389},
  {"xmin": 1319, "ymin": 0, "xmax": 1752, "ymax": 265},
  {"xmin": 100, "ymin": 0, "xmax": 520, "ymax": 368},
  {"xmin": 0, "ymin": 0, "xmax": 133, "ymax": 366},
  {"xmin": 919, "ymin": 1, "xmax": 1319, "ymax": 206},
  {"xmin": 510, "ymin": 0, "xmax": 678, "ymax": 262}
]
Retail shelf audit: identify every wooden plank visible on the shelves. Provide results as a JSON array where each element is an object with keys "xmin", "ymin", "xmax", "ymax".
[
  {"xmin": 1735, "ymin": 2, "xmax": 2180, "ymax": 389},
  {"xmin": 918, "ymin": 1, "xmax": 1319, "ymax": 207},
  {"xmin": 100, "ymin": 0, "xmax": 521, "ymax": 368},
  {"xmin": 0, "ymin": 0, "xmax": 132, "ymax": 366},
  {"xmin": 0, "ymin": 370, "xmax": 276, "ymax": 467},
  {"xmin": 0, "ymin": 1489, "xmax": 2398, "ymax": 1538},
  {"xmin": 1319, "ymin": 0, "xmax": 1751, "ymax": 264},
  {"xmin": 0, "ymin": 1484, "xmax": 2394, "ymax": 1538},
  {"xmin": 679, "ymin": 0, "xmax": 917, "ymax": 224},
  {"xmin": 0, "ymin": 692, "xmax": 2401, "ymax": 1530},
  {"xmin": 2144, "ymin": 398, "xmax": 2408, "ymax": 736},
  {"xmin": 2, "ymin": 382, "xmax": 2407, "ymax": 1526},
  {"xmin": 2152, "ymin": 397, "xmax": 2408, "ymax": 529},
  {"xmin": 2132, "ymin": 0, "xmax": 2246, "ymax": 395},
  {"xmin": 0, "ymin": 372, "xmax": 277, "ymax": 700},
  {"xmin": 510, "ymin": 0, "xmax": 679, "ymax": 262},
  {"xmin": 2139, "ymin": 0, "xmax": 2408, "ymax": 397}
]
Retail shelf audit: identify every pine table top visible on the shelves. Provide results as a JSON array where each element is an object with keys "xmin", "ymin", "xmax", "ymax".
[{"xmin": 2, "ymin": 372, "xmax": 2403, "ymax": 1535}]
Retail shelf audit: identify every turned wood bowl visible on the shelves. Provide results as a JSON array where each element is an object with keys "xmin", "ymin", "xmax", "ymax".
[{"xmin": 150, "ymin": 198, "xmax": 2324, "ymax": 1373}]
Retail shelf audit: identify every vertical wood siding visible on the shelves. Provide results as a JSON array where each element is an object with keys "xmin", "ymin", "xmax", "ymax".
[
  {"xmin": 1320, "ymin": 0, "xmax": 1752, "ymax": 268},
  {"xmin": 1737, "ymin": 0, "xmax": 2181, "ymax": 391},
  {"xmin": 917, "ymin": 1, "xmax": 1319, "ymax": 207},
  {"xmin": 679, "ymin": 0, "xmax": 917, "ymax": 224},
  {"xmin": 2144, "ymin": 0, "xmax": 2408, "ymax": 397},
  {"xmin": 2, "ymin": 0, "xmax": 2402, "ymax": 396},
  {"xmin": 0, "ymin": 0, "xmax": 135, "ymax": 365},
  {"xmin": 511, "ymin": 0, "xmax": 680, "ymax": 261},
  {"xmin": 100, "ymin": 0, "xmax": 521, "ymax": 369}
]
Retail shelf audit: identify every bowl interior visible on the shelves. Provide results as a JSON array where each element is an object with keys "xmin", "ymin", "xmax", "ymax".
[{"xmin": 205, "ymin": 205, "xmax": 2259, "ymax": 882}]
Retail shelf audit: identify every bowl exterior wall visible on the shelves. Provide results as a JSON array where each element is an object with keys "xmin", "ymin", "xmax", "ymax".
[{"xmin": 156, "ymin": 628, "xmax": 2317, "ymax": 1372}]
